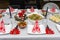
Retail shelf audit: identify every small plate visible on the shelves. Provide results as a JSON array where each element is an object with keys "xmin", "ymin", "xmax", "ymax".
[{"xmin": 27, "ymin": 24, "xmax": 46, "ymax": 34}]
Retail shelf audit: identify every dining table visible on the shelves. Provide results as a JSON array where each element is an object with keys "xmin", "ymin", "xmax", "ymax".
[{"xmin": 0, "ymin": 9, "xmax": 60, "ymax": 40}]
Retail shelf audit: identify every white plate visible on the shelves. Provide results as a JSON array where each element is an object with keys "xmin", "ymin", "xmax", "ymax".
[
  {"xmin": 0, "ymin": 14, "xmax": 17, "ymax": 34},
  {"xmin": 43, "ymin": 2, "xmax": 59, "ymax": 9},
  {"xmin": 27, "ymin": 24, "xmax": 46, "ymax": 34}
]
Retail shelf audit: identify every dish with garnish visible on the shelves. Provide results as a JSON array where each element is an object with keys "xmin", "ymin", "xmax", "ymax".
[
  {"xmin": 28, "ymin": 13, "xmax": 44, "ymax": 20},
  {"xmin": 18, "ymin": 21, "xmax": 27, "ymax": 29},
  {"xmin": 27, "ymin": 12, "xmax": 44, "ymax": 23},
  {"xmin": 14, "ymin": 10, "xmax": 27, "ymax": 21},
  {"xmin": 47, "ymin": 14, "xmax": 60, "ymax": 33},
  {"xmin": 49, "ymin": 14, "xmax": 60, "ymax": 23},
  {"xmin": 28, "ymin": 14, "xmax": 42, "ymax": 20}
]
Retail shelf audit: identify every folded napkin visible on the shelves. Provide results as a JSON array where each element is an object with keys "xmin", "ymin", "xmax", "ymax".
[
  {"xmin": 50, "ymin": 7, "xmax": 56, "ymax": 12},
  {"xmin": 30, "ymin": 6, "xmax": 34, "ymax": 12},
  {"xmin": 27, "ymin": 24, "xmax": 45, "ymax": 34},
  {"xmin": 46, "ymin": 25, "xmax": 54, "ymax": 34},
  {"xmin": 0, "ymin": 10, "xmax": 3, "ymax": 13},
  {"xmin": 0, "ymin": 10, "xmax": 6, "ymax": 13},
  {"xmin": 10, "ymin": 25, "xmax": 20, "ymax": 35},
  {"xmin": 0, "ymin": 20, "xmax": 5, "ymax": 33},
  {"xmin": 32, "ymin": 20, "xmax": 40, "ymax": 33}
]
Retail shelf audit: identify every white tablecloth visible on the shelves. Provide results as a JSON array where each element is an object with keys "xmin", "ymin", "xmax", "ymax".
[{"xmin": 0, "ymin": 9, "xmax": 60, "ymax": 40}]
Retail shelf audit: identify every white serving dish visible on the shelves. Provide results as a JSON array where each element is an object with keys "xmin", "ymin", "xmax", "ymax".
[
  {"xmin": 27, "ymin": 12, "xmax": 45, "ymax": 24},
  {"xmin": 27, "ymin": 24, "xmax": 46, "ymax": 34}
]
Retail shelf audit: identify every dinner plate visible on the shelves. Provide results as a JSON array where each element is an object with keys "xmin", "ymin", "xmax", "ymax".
[
  {"xmin": 43, "ymin": 2, "xmax": 59, "ymax": 9},
  {"xmin": 47, "ymin": 13, "xmax": 60, "ymax": 33},
  {"xmin": 43, "ymin": 2, "xmax": 59, "ymax": 13},
  {"xmin": 27, "ymin": 24, "xmax": 46, "ymax": 34},
  {"xmin": 0, "ymin": 13, "xmax": 17, "ymax": 34},
  {"xmin": 26, "ymin": 10, "xmax": 47, "ymax": 34}
]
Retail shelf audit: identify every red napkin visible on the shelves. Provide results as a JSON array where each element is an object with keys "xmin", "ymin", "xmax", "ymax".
[
  {"xmin": 0, "ymin": 10, "xmax": 6, "ymax": 13},
  {"xmin": 9, "ymin": 6, "xmax": 15, "ymax": 12},
  {"xmin": 10, "ymin": 25, "xmax": 20, "ymax": 35},
  {"xmin": 2, "ymin": 10, "xmax": 6, "ymax": 13},
  {"xmin": 0, "ymin": 20, "xmax": 5, "ymax": 33},
  {"xmin": 46, "ymin": 26, "xmax": 54, "ymax": 34},
  {"xmin": 50, "ymin": 7, "xmax": 56, "ymax": 12},
  {"xmin": 30, "ymin": 6, "xmax": 34, "ymax": 12},
  {"xmin": 32, "ymin": 20, "xmax": 40, "ymax": 33},
  {"xmin": 0, "ymin": 10, "xmax": 3, "ymax": 13}
]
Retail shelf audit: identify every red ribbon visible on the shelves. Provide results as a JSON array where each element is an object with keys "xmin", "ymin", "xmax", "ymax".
[
  {"xmin": 32, "ymin": 20, "xmax": 40, "ymax": 33},
  {"xmin": 0, "ymin": 20, "xmax": 5, "ymax": 33}
]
